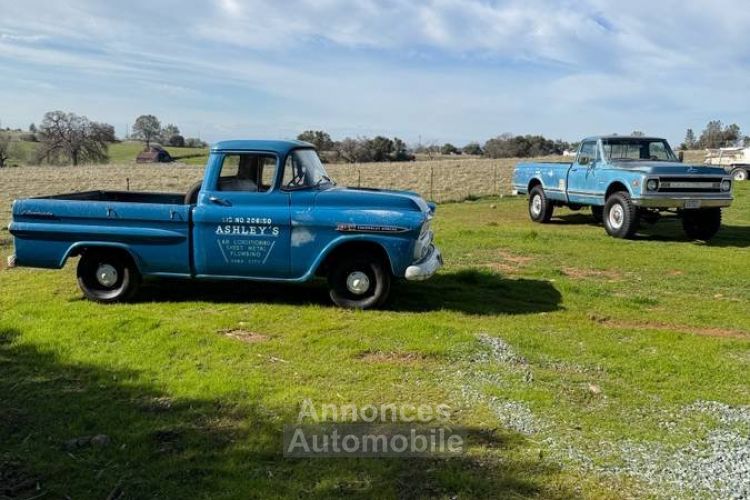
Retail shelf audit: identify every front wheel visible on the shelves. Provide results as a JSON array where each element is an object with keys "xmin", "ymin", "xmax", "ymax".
[
  {"xmin": 327, "ymin": 254, "xmax": 391, "ymax": 309},
  {"xmin": 731, "ymin": 168, "xmax": 748, "ymax": 181},
  {"xmin": 528, "ymin": 186, "xmax": 554, "ymax": 223},
  {"xmin": 603, "ymin": 192, "xmax": 640, "ymax": 239},
  {"xmin": 682, "ymin": 208, "xmax": 722, "ymax": 241},
  {"xmin": 77, "ymin": 250, "xmax": 140, "ymax": 303}
]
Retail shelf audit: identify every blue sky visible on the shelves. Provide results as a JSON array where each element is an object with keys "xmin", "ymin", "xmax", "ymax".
[{"xmin": 1, "ymin": 0, "xmax": 748, "ymax": 146}]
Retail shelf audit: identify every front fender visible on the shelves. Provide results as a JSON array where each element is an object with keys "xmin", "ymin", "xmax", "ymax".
[{"xmin": 302, "ymin": 234, "xmax": 413, "ymax": 280}]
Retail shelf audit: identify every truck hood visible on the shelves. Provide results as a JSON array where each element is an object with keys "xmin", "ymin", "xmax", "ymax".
[
  {"xmin": 609, "ymin": 161, "xmax": 727, "ymax": 176},
  {"xmin": 314, "ymin": 186, "xmax": 433, "ymax": 214}
]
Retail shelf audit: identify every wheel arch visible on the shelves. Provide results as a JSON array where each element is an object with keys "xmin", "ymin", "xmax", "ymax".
[
  {"xmin": 63, "ymin": 242, "xmax": 142, "ymax": 271},
  {"xmin": 605, "ymin": 180, "xmax": 632, "ymax": 199},
  {"xmin": 315, "ymin": 239, "xmax": 394, "ymax": 277},
  {"xmin": 527, "ymin": 178, "xmax": 544, "ymax": 193}
]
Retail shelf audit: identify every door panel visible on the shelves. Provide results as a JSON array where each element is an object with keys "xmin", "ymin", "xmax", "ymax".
[
  {"xmin": 193, "ymin": 191, "xmax": 291, "ymax": 278},
  {"xmin": 567, "ymin": 141, "xmax": 602, "ymax": 205}
]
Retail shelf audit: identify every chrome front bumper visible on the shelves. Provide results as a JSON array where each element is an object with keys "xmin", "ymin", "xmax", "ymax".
[
  {"xmin": 634, "ymin": 196, "xmax": 733, "ymax": 209},
  {"xmin": 405, "ymin": 245, "xmax": 443, "ymax": 281},
  {"xmin": 7, "ymin": 254, "xmax": 16, "ymax": 269}
]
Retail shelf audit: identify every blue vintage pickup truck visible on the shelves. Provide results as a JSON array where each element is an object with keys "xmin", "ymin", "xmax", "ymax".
[
  {"xmin": 512, "ymin": 136, "xmax": 733, "ymax": 239},
  {"xmin": 8, "ymin": 140, "xmax": 442, "ymax": 309}
]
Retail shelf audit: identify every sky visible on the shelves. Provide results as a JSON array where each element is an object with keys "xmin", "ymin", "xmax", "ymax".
[{"xmin": 0, "ymin": 0, "xmax": 748, "ymax": 146}]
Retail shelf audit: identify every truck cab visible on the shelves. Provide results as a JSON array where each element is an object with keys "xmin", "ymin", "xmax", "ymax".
[
  {"xmin": 512, "ymin": 136, "xmax": 733, "ymax": 240},
  {"xmin": 9, "ymin": 140, "xmax": 443, "ymax": 309}
]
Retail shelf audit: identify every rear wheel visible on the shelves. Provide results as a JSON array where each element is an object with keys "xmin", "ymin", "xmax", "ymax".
[
  {"xmin": 682, "ymin": 208, "xmax": 722, "ymax": 241},
  {"xmin": 77, "ymin": 250, "xmax": 140, "ymax": 303},
  {"xmin": 528, "ymin": 186, "xmax": 554, "ymax": 223},
  {"xmin": 603, "ymin": 192, "xmax": 640, "ymax": 239},
  {"xmin": 731, "ymin": 168, "xmax": 748, "ymax": 181},
  {"xmin": 327, "ymin": 253, "xmax": 391, "ymax": 309}
]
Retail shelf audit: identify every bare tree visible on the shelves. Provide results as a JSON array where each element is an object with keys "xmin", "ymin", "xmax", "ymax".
[
  {"xmin": 37, "ymin": 111, "xmax": 111, "ymax": 165},
  {"xmin": 132, "ymin": 115, "xmax": 162, "ymax": 149},
  {"xmin": 0, "ymin": 132, "xmax": 13, "ymax": 167}
]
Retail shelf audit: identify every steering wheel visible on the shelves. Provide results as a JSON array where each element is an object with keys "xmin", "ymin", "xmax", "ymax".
[{"xmin": 184, "ymin": 181, "xmax": 202, "ymax": 205}]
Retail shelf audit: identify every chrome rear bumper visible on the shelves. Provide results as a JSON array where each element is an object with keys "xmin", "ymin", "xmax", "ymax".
[
  {"xmin": 405, "ymin": 245, "xmax": 443, "ymax": 281},
  {"xmin": 7, "ymin": 254, "xmax": 17, "ymax": 269}
]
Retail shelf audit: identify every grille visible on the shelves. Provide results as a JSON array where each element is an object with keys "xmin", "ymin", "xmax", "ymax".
[{"xmin": 657, "ymin": 177, "xmax": 724, "ymax": 193}]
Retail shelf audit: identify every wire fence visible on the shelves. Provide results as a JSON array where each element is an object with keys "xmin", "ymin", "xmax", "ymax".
[{"xmin": 0, "ymin": 157, "xmax": 568, "ymax": 249}]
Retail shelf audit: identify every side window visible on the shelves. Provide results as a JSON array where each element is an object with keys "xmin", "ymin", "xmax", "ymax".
[
  {"xmin": 217, "ymin": 153, "xmax": 277, "ymax": 193},
  {"xmin": 578, "ymin": 141, "xmax": 597, "ymax": 163},
  {"xmin": 649, "ymin": 142, "xmax": 668, "ymax": 160}
]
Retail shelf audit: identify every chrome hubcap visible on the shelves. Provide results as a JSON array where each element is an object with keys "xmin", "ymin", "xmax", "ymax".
[
  {"xmin": 734, "ymin": 170, "xmax": 747, "ymax": 181},
  {"xmin": 609, "ymin": 204, "xmax": 625, "ymax": 230},
  {"xmin": 531, "ymin": 195, "xmax": 542, "ymax": 216},
  {"xmin": 346, "ymin": 271, "xmax": 371, "ymax": 295},
  {"xmin": 96, "ymin": 264, "xmax": 119, "ymax": 287}
]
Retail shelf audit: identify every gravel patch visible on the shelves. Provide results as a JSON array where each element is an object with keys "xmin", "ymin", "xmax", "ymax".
[{"xmin": 475, "ymin": 333, "xmax": 528, "ymax": 365}]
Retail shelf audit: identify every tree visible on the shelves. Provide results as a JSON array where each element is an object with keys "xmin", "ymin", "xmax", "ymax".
[
  {"xmin": 185, "ymin": 137, "xmax": 207, "ymax": 148},
  {"xmin": 161, "ymin": 123, "xmax": 180, "ymax": 144},
  {"xmin": 462, "ymin": 142, "xmax": 483, "ymax": 155},
  {"xmin": 631, "ymin": 130, "xmax": 645, "ymax": 137},
  {"xmin": 37, "ymin": 111, "xmax": 111, "ymax": 165},
  {"xmin": 0, "ymin": 132, "xmax": 13, "ymax": 167},
  {"xmin": 697, "ymin": 121, "xmax": 742, "ymax": 149},
  {"xmin": 131, "ymin": 115, "xmax": 161, "ymax": 149},
  {"xmin": 168, "ymin": 134, "xmax": 185, "ymax": 147},
  {"xmin": 441, "ymin": 143, "xmax": 459, "ymax": 155},
  {"xmin": 682, "ymin": 129, "xmax": 697, "ymax": 150},
  {"xmin": 28, "ymin": 123, "xmax": 37, "ymax": 133},
  {"xmin": 483, "ymin": 134, "xmax": 567, "ymax": 159},
  {"xmin": 297, "ymin": 130, "xmax": 334, "ymax": 151}
]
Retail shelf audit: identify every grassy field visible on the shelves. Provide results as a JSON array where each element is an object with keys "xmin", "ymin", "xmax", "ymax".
[{"xmin": 0, "ymin": 178, "xmax": 748, "ymax": 498}]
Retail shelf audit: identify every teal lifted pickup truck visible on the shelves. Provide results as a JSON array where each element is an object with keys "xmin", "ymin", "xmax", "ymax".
[{"xmin": 512, "ymin": 136, "xmax": 733, "ymax": 240}]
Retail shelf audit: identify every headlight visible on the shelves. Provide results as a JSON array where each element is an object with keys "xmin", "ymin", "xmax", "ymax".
[
  {"xmin": 646, "ymin": 179, "xmax": 659, "ymax": 191},
  {"xmin": 721, "ymin": 180, "xmax": 732, "ymax": 192}
]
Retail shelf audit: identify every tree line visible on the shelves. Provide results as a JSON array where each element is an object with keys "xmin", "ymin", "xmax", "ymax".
[{"xmin": 681, "ymin": 121, "xmax": 747, "ymax": 150}]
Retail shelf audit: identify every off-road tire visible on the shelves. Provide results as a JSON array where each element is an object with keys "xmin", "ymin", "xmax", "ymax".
[
  {"xmin": 77, "ymin": 249, "xmax": 140, "ymax": 303},
  {"xmin": 681, "ymin": 208, "xmax": 722, "ymax": 241},
  {"xmin": 603, "ymin": 192, "xmax": 640, "ymax": 239},
  {"xmin": 327, "ymin": 253, "xmax": 391, "ymax": 309},
  {"xmin": 528, "ymin": 186, "xmax": 554, "ymax": 223}
]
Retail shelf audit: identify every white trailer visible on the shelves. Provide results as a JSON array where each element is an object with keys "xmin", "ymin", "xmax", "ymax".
[{"xmin": 704, "ymin": 147, "xmax": 750, "ymax": 180}]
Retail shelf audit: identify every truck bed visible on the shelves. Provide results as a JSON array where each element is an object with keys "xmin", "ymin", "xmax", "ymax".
[{"xmin": 10, "ymin": 190, "xmax": 192, "ymax": 275}]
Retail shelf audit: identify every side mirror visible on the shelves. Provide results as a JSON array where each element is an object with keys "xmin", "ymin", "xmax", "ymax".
[
  {"xmin": 579, "ymin": 156, "xmax": 590, "ymax": 166},
  {"xmin": 678, "ymin": 151, "xmax": 684, "ymax": 162}
]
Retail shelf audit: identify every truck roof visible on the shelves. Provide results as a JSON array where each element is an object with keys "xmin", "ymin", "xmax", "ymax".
[
  {"xmin": 211, "ymin": 139, "xmax": 314, "ymax": 154},
  {"xmin": 583, "ymin": 135, "xmax": 666, "ymax": 142}
]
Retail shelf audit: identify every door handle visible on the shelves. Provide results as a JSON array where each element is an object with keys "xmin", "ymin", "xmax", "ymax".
[{"xmin": 209, "ymin": 196, "xmax": 232, "ymax": 207}]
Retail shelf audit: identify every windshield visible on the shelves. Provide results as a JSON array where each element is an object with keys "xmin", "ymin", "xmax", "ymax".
[
  {"xmin": 282, "ymin": 149, "xmax": 334, "ymax": 190},
  {"xmin": 601, "ymin": 138, "xmax": 677, "ymax": 162}
]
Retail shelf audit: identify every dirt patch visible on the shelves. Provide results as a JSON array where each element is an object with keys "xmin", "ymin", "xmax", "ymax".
[
  {"xmin": 563, "ymin": 267, "xmax": 623, "ymax": 281},
  {"xmin": 589, "ymin": 314, "xmax": 749, "ymax": 340},
  {"xmin": 485, "ymin": 251, "xmax": 534, "ymax": 274},
  {"xmin": 357, "ymin": 350, "xmax": 431, "ymax": 364},
  {"xmin": 218, "ymin": 329, "xmax": 270, "ymax": 343}
]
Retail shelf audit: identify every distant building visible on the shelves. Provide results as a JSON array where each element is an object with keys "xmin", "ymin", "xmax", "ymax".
[{"xmin": 136, "ymin": 145, "xmax": 173, "ymax": 163}]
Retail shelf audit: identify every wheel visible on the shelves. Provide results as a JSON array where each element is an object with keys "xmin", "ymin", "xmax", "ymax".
[
  {"xmin": 77, "ymin": 250, "xmax": 140, "ymax": 303},
  {"xmin": 681, "ymin": 208, "xmax": 722, "ymax": 241},
  {"xmin": 591, "ymin": 206, "xmax": 604, "ymax": 224},
  {"xmin": 528, "ymin": 186, "xmax": 554, "ymax": 223},
  {"xmin": 603, "ymin": 192, "xmax": 640, "ymax": 239},
  {"xmin": 731, "ymin": 168, "xmax": 748, "ymax": 181},
  {"xmin": 327, "ymin": 253, "xmax": 391, "ymax": 309}
]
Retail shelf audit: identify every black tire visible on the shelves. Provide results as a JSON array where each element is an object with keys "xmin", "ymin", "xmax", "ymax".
[
  {"xmin": 77, "ymin": 249, "xmax": 140, "ymax": 303},
  {"xmin": 327, "ymin": 253, "xmax": 391, "ymax": 310},
  {"xmin": 731, "ymin": 168, "xmax": 748, "ymax": 181},
  {"xmin": 681, "ymin": 208, "xmax": 722, "ymax": 241},
  {"xmin": 528, "ymin": 186, "xmax": 554, "ymax": 223},
  {"xmin": 591, "ymin": 206, "xmax": 604, "ymax": 224},
  {"xmin": 603, "ymin": 192, "xmax": 640, "ymax": 239}
]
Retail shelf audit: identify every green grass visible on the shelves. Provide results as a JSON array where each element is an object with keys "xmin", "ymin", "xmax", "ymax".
[{"xmin": 1, "ymin": 185, "xmax": 749, "ymax": 498}]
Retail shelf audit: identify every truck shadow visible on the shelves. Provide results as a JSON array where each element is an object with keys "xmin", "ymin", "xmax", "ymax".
[
  {"xmin": 0, "ymin": 327, "xmax": 576, "ymax": 499},
  {"xmin": 555, "ymin": 213, "xmax": 750, "ymax": 247},
  {"xmin": 134, "ymin": 269, "xmax": 562, "ymax": 316}
]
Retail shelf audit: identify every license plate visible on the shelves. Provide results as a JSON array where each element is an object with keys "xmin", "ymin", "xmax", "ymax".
[{"xmin": 684, "ymin": 200, "xmax": 701, "ymax": 209}]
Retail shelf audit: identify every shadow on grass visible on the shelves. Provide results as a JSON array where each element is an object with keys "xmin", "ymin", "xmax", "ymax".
[
  {"xmin": 555, "ymin": 213, "xmax": 750, "ymax": 247},
  {"xmin": 0, "ymin": 328, "xmax": 576, "ymax": 499},
  {"xmin": 133, "ymin": 270, "xmax": 562, "ymax": 316}
]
